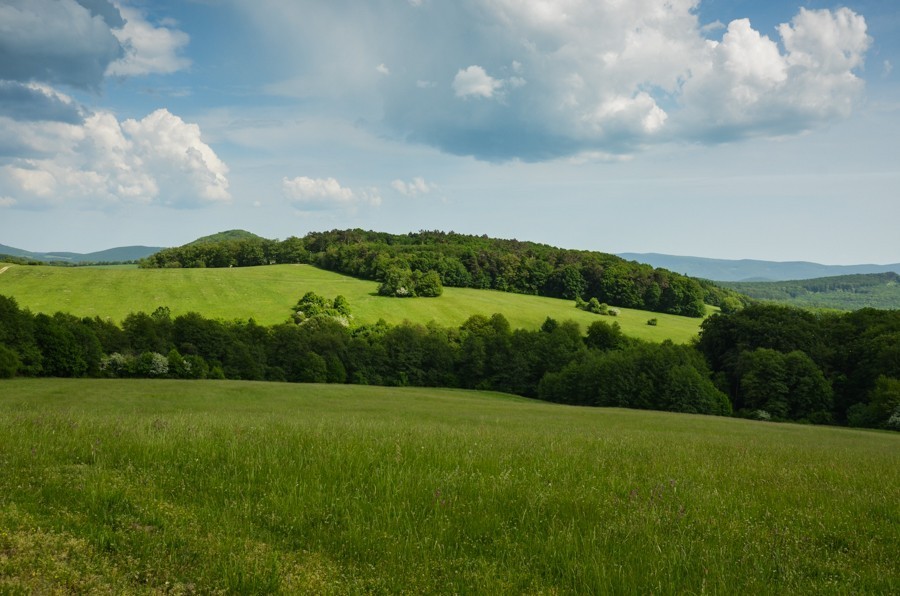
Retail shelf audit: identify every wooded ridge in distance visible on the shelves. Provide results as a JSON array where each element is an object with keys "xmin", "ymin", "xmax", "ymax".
[
  {"xmin": 721, "ymin": 272, "xmax": 900, "ymax": 311},
  {"xmin": 140, "ymin": 229, "xmax": 748, "ymax": 317}
]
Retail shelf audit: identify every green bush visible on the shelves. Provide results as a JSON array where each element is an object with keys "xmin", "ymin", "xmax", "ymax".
[
  {"xmin": 378, "ymin": 268, "xmax": 443, "ymax": 298},
  {"xmin": 378, "ymin": 267, "xmax": 417, "ymax": 297},
  {"xmin": 415, "ymin": 271, "xmax": 444, "ymax": 297},
  {"xmin": 869, "ymin": 376, "xmax": 900, "ymax": 426},
  {"xmin": 887, "ymin": 406, "xmax": 900, "ymax": 431},
  {"xmin": 293, "ymin": 292, "xmax": 353, "ymax": 323}
]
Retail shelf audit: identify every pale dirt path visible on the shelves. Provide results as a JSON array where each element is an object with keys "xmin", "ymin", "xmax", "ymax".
[{"xmin": 0, "ymin": 266, "xmax": 9, "ymax": 275}]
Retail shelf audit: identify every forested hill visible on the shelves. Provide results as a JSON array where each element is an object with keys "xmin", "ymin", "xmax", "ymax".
[
  {"xmin": 140, "ymin": 229, "xmax": 747, "ymax": 317},
  {"xmin": 186, "ymin": 229, "xmax": 264, "ymax": 245},
  {"xmin": 721, "ymin": 273, "xmax": 900, "ymax": 311}
]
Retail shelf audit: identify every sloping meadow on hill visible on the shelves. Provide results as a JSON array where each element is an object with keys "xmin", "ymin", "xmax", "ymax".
[
  {"xmin": 139, "ymin": 229, "xmax": 749, "ymax": 317},
  {"xmin": 0, "ymin": 262, "xmax": 704, "ymax": 342}
]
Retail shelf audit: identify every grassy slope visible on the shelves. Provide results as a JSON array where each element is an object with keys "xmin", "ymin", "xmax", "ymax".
[
  {"xmin": 1, "ymin": 379, "xmax": 897, "ymax": 593},
  {"xmin": 0, "ymin": 263, "xmax": 705, "ymax": 342}
]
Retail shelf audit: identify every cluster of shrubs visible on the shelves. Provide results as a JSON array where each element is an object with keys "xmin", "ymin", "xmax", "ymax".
[
  {"xmin": 100, "ymin": 350, "xmax": 217, "ymax": 379},
  {"xmin": 575, "ymin": 296, "xmax": 619, "ymax": 316},
  {"xmin": 292, "ymin": 292, "xmax": 352, "ymax": 325},
  {"xmin": 377, "ymin": 268, "xmax": 443, "ymax": 298}
]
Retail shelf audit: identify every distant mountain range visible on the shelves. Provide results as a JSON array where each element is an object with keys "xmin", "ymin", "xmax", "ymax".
[
  {"xmin": 0, "ymin": 243, "xmax": 164, "ymax": 264},
  {"xmin": 618, "ymin": 253, "xmax": 900, "ymax": 282}
]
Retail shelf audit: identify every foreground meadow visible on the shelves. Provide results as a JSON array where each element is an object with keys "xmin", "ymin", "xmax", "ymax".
[
  {"xmin": 1, "ymin": 379, "xmax": 897, "ymax": 593},
  {"xmin": 0, "ymin": 263, "xmax": 704, "ymax": 342}
]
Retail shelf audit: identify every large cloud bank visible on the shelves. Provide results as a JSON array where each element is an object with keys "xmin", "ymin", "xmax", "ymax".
[
  {"xmin": 0, "ymin": 0, "xmax": 228, "ymax": 208},
  {"xmin": 248, "ymin": 0, "xmax": 872, "ymax": 161}
]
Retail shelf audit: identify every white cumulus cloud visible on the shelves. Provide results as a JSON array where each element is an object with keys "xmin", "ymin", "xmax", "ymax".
[
  {"xmin": 780, "ymin": 8, "xmax": 869, "ymax": 74},
  {"xmin": 584, "ymin": 92, "xmax": 668, "ymax": 136},
  {"xmin": 121, "ymin": 109, "xmax": 230, "ymax": 202},
  {"xmin": 0, "ymin": 108, "xmax": 230, "ymax": 208},
  {"xmin": 677, "ymin": 7, "xmax": 871, "ymax": 139},
  {"xmin": 391, "ymin": 176, "xmax": 436, "ymax": 197},
  {"xmin": 453, "ymin": 66, "xmax": 503, "ymax": 99},
  {"xmin": 282, "ymin": 176, "xmax": 381, "ymax": 210},
  {"xmin": 106, "ymin": 4, "xmax": 191, "ymax": 76}
]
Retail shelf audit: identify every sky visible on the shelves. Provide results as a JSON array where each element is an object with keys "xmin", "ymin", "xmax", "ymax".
[{"xmin": 0, "ymin": 0, "xmax": 898, "ymax": 265}]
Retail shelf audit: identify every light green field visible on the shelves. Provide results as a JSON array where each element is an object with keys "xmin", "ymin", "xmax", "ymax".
[
  {"xmin": 0, "ymin": 263, "xmax": 706, "ymax": 342},
  {"xmin": 0, "ymin": 379, "xmax": 897, "ymax": 593}
]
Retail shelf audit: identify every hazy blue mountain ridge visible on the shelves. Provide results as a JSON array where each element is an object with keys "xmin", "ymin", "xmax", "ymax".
[
  {"xmin": 0, "ymin": 243, "xmax": 164, "ymax": 263},
  {"xmin": 619, "ymin": 253, "xmax": 900, "ymax": 282}
]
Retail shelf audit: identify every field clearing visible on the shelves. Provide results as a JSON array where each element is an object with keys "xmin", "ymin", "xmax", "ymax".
[
  {"xmin": 0, "ymin": 263, "xmax": 706, "ymax": 342},
  {"xmin": 0, "ymin": 378, "xmax": 897, "ymax": 593}
]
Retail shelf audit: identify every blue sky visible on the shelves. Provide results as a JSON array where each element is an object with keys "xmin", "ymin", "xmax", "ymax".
[{"xmin": 1, "ymin": 0, "xmax": 898, "ymax": 264}]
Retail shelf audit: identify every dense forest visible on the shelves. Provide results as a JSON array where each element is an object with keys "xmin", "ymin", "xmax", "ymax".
[
  {"xmin": 2, "ymin": 294, "xmax": 898, "ymax": 430},
  {"xmin": 699, "ymin": 305, "xmax": 900, "ymax": 427},
  {"xmin": 722, "ymin": 272, "xmax": 900, "ymax": 311},
  {"xmin": 139, "ymin": 229, "xmax": 748, "ymax": 317}
]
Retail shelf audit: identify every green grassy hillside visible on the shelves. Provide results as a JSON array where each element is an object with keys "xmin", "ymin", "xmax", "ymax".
[
  {"xmin": 1, "ymin": 379, "xmax": 897, "ymax": 593},
  {"xmin": 0, "ymin": 263, "xmax": 706, "ymax": 342}
]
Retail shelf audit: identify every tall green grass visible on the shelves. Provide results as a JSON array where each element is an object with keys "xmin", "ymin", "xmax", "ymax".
[
  {"xmin": 1, "ymin": 379, "xmax": 897, "ymax": 593},
  {"xmin": 0, "ymin": 263, "xmax": 705, "ymax": 342}
]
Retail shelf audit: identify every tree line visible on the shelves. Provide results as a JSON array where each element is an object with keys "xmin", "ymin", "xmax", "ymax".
[
  {"xmin": 139, "ymin": 229, "xmax": 750, "ymax": 317},
  {"xmin": 0, "ymin": 293, "xmax": 726, "ymax": 416},
  {"xmin": 2, "ymin": 293, "xmax": 898, "ymax": 430}
]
